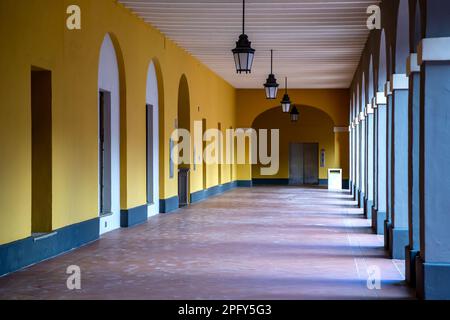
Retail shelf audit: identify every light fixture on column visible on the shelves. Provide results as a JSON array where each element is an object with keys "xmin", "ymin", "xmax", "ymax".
[
  {"xmin": 263, "ymin": 50, "xmax": 279, "ymax": 99},
  {"xmin": 290, "ymin": 106, "xmax": 299, "ymax": 122},
  {"xmin": 281, "ymin": 77, "xmax": 292, "ymax": 113},
  {"xmin": 232, "ymin": 0, "xmax": 255, "ymax": 74}
]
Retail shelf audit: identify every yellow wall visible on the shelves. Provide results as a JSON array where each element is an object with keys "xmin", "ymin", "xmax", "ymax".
[
  {"xmin": 0, "ymin": 1, "xmax": 350, "ymax": 246},
  {"xmin": 236, "ymin": 89, "xmax": 349, "ymax": 181},
  {"xmin": 0, "ymin": 0, "xmax": 236, "ymax": 245}
]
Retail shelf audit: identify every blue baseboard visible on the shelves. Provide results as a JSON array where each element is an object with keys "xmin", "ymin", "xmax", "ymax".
[
  {"xmin": 159, "ymin": 196, "xmax": 179, "ymax": 214},
  {"xmin": 252, "ymin": 179, "xmax": 289, "ymax": 185},
  {"xmin": 0, "ymin": 218, "xmax": 99, "ymax": 277},
  {"xmin": 237, "ymin": 180, "xmax": 253, "ymax": 187},
  {"xmin": 416, "ymin": 255, "xmax": 450, "ymax": 300},
  {"xmin": 190, "ymin": 181, "xmax": 238, "ymax": 204},
  {"xmin": 120, "ymin": 204, "xmax": 148, "ymax": 228}
]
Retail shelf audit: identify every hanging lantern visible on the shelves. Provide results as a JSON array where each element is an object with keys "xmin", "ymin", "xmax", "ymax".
[
  {"xmin": 263, "ymin": 50, "xmax": 279, "ymax": 99},
  {"xmin": 232, "ymin": 0, "xmax": 255, "ymax": 74},
  {"xmin": 290, "ymin": 106, "xmax": 299, "ymax": 122},
  {"xmin": 281, "ymin": 77, "xmax": 291, "ymax": 113}
]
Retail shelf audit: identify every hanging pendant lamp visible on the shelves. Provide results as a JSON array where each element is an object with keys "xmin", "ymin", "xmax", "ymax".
[
  {"xmin": 263, "ymin": 50, "xmax": 279, "ymax": 99},
  {"xmin": 232, "ymin": 0, "xmax": 255, "ymax": 74},
  {"xmin": 281, "ymin": 77, "xmax": 292, "ymax": 113},
  {"xmin": 290, "ymin": 106, "xmax": 300, "ymax": 122}
]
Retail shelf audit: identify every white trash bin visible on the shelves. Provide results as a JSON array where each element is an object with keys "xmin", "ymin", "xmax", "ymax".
[{"xmin": 328, "ymin": 168, "xmax": 342, "ymax": 191}]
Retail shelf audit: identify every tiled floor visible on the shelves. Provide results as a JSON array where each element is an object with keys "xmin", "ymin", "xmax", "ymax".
[{"xmin": 0, "ymin": 186, "xmax": 414, "ymax": 300}]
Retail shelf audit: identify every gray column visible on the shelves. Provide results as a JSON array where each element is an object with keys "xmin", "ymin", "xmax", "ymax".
[
  {"xmin": 384, "ymin": 93, "xmax": 393, "ymax": 250},
  {"xmin": 360, "ymin": 116, "xmax": 366, "ymax": 208},
  {"xmin": 366, "ymin": 111, "xmax": 374, "ymax": 219},
  {"xmin": 416, "ymin": 54, "xmax": 450, "ymax": 300},
  {"xmin": 406, "ymin": 59, "xmax": 421, "ymax": 286},
  {"xmin": 374, "ymin": 102, "xmax": 387, "ymax": 235},
  {"xmin": 390, "ymin": 81, "xmax": 409, "ymax": 260}
]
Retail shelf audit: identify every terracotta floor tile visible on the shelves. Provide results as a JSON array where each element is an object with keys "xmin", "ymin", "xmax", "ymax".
[{"xmin": 0, "ymin": 186, "xmax": 415, "ymax": 300}]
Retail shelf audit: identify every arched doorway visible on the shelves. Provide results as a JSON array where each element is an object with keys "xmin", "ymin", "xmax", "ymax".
[
  {"xmin": 177, "ymin": 74, "xmax": 191, "ymax": 207},
  {"xmin": 145, "ymin": 61, "xmax": 160, "ymax": 217},
  {"xmin": 98, "ymin": 34, "xmax": 122, "ymax": 235}
]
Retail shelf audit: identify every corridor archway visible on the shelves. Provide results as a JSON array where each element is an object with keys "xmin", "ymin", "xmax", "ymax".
[
  {"xmin": 177, "ymin": 74, "xmax": 191, "ymax": 207},
  {"xmin": 389, "ymin": 0, "xmax": 410, "ymax": 259},
  {"xmin": 97, "ymin": 33, "xmax": 123, "ymax": 235},
  {"xmin": 252, "ymin": 105, "xmax": 335, "ymax": 186},
  {"xmin": 145, "ymin": 61, "xmax": 160, "ymax": 217}
]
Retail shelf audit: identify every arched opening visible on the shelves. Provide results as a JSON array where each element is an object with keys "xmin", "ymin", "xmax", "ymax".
[
  {"xmin": 252, "ymin": 105, "xmax": 335, "ymax": 186},
  {"xmin": 406, "ymin": 0, "xmax": 423, "ymax": 285},
  {"xmin": 374, "ymin": 29, "xmax": 389, "ymax": 234},
  {"xmin": 356, "ymin": 84, "xmax": 360, "ymax": 196},
  {"xmin": 98, "ymin": 33, "xmax": 123, "ymax": 235},
  {"xmin": 177, "ymin": 74, "xmax": 191, "ymax": 207},
  {"xmin": 145, "ymin": 61, "xmax": 160, "ymax": 217},
  {"xmin": 359, "ymin": 73, "xmax": 366, "ymax": 207},
  {"xmin": 389, "ymin": 0, "xmax": 410, "ymax": 259},
  {"xmin": 366, "ymin": 56, "xmax": 375, "ymax": 217}
]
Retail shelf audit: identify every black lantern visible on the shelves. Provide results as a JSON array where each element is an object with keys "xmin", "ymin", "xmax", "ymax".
[
  {"xmin": 281, "ymin": 77, "xmax": 291, "ymax": 113},
  {"xmin": 290, "ymin": 106, "xmax": 300, "ymax": 122},
  {"xmin": 232, "ymin": 0, "xmax": 255, "ymax": 74},
  {"xmin": 263, "ymin": 50, "xmax": 279, "ymax": 99}
]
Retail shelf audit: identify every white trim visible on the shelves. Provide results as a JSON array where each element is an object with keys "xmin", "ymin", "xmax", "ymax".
[
  {"xmin": 384, "ymin": 81, "xmax": 392, "ymax": 97},
  {"xmin": 376, "ymin": 91, "xmax": 387, "ymax": 105},
  {"xmin": 407, "ymin": 53, "xmax": 420, "ymax": 76},
  {"xmin": 418, "ymin": 37, "xmax": 450, "ymax": 65},
  {"xmin": 390, "ymin": 74, "xmax": 409, "ymax": 91},
  {"xmin": 334, "ymin": 126, "xmax": 349, "ymax": 133},
  {"xmin": 366, "ymin": 103, "xmax": 374, "ymax": 115},
  {"xmin": 372, "ymin": 97, "xmax": 377, "ymax": 109},
  {"xmin": 359, "ymin": 111, "xmax": 365, "ymax": 121}
]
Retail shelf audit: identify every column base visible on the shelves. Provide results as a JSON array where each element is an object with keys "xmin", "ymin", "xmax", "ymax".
[
  {"xmin": 384, "ymin": 220, "xmax": 391, "ymax": 250},
  {"xmin": 364, "ymin": 199, "xmax": 373, "ymax": 220},
  {"xmin": 416, "ymin": 255, "xmax": 450, "ymax": 300},
  {"xmin": 405, "ymin": 246, "xmax": 419, "ymax": 287},
  {"xmin": 359, "ymin": 191, "xmax": 365, "ymax": 209},
  {"xmin": 372, "ymin": 209, "xmax": 386, "ymax": 235},
  {"xmin": 389, "ymin": 227, "xmax": 408, "ymax": 259}
]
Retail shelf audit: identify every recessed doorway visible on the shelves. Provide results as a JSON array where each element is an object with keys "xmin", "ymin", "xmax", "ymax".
[{"xmin": 289, "ymin": 143, "xmax": 319, "ymax": 185}]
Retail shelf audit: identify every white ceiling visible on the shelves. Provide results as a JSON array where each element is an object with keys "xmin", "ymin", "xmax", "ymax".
[{"xmin": 120, "ymin": 0, "xmax": 376, "ymax": 89}]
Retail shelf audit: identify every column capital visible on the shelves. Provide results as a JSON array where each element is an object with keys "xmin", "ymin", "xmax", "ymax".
[
  {"xmin": 418, "ymin": 37, "xmax": 450, "ymax": 65},
  {"xmin": 376, "ymin": 91, "xmax": 387, "ymax": 105},
  {"xmin": 407, "ymin": 53, "xmax": 420, "ymax": 76},
  {"xmin": 390, "ymin": 74, "xmax": 409, "ymax": 91},
  {"xmin": 359, "ymin": 111, "xmax": 365, "ymax": 121},
  {"xmin": 366, "ymin": 103, "xmax": 374, "ymax": 115}
]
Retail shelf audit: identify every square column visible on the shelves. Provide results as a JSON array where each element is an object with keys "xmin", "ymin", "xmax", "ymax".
[
  {"xmin": 416, "ymin": 36, "xmax": 450, "ymax": 299},
  {"xmin": 406, "ymin": 53, "xmax": 421, "ymax": 287},
  {"xmin": 389, "ymin": 74, "xmax": 410, "ymax": 260},
  {"xmin": 373, "ymin": 92, "xmax": 387, "ymax": 235}
]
